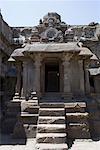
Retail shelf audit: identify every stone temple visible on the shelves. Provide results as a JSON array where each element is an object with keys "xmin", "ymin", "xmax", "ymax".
[{"xmin": 1, "ymin": 12, "xmax": 100, "ymax": 149}]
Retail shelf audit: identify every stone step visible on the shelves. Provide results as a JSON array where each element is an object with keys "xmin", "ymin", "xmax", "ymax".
[
  {"xmin": 21, "ymin": 112, "xmax": 39, "ymax": 116},
  {"xmin": 68, "ymin": 123, "xmax": 89, "ymax": 127},
  {"xmin": 37, "ymin": 124, "xmax": 66, "ymax": 133},
  {"xmin": 39, "ymin": 116, "xmax": 65, "ymax": 124},
  {"xmin": 67, "ymin": 123, "xmax": 90, "ymax": 139},
  {"xmin": 37, "ymin": 133, "xmax": 67, "ymax": 143},
  {"xmin": 23, "ymin": 105, "xmax": 39, "ymax": 114},
  {"xmin": 66, "ymin": 112, "xmax": 89, "ymax": 123},
  {"xmin": 21, "ymin": 101, "xmax": 39, "ymax": 112},
  {"xmin": 66, "ymin": 112, "xmax": 88, "ymax": 117},
  {"xmin": 39, "ymin": 108, "xmax": 65, "ymax": 116},
  {"xmin": 20, "ymin": 113, "xmax": 38, "ymax": 124},
  {"xmin": 66, "ymin": 107, "xmax": 85, "ymax": 113},
  {"xmin": 40, "ymin": 103, "xmax": 64, "ymax": 108},
  {"xmin": 65, "ymin": 102, "xmax": 86, "ymax": 113},
  {"xmin": 35, "ymin": 143, "xmax": 68, "ymax": 150},
  {"xmin": 28, "ymin": 99, "xmax": 38, "ymax": 104}
]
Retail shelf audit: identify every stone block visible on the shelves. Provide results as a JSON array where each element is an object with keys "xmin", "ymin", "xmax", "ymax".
[
  {"xmin": 24, "ymin": 124, "xmax": 37, "ymax": 138},
  {"xmin": 13, "ymin": 121, "xmax": 27, "ymax": 138},
  {"xmin": 6, "ymin": 111, "xmax": 20, "ymax": 117},
  {"xmin": 40, "ymin": 103, "xmax": 64, "ymax": 108},
  {"xmin": 39, "ymin": 108, "xmax": 65, "ymax": 116},
  {"xmin": 13, "ymin": 122, "xmax": 37, "ymax": 138},
  {"xmin": 23, "ymin": 105, "xmax": 39, "ymax": 114},
  {"xmin": 20, "ymin": 113, "xmax": 38, "ymax": 124},
  {"xmin": 6, "ymin": 101, "xmax": 21, "ymax": 107},
  {"xmin": 1, "ymin": 118, "xmax": 16, "ymax": 134},
  {"xmin": 35, "ymin": 143, "xmax": 68, "ymax": 150},
  {"xmin": 37, "ymin": 133, "xmax": 67, "ymax": 143},
  {"xmin": 39, "ymin": 116, "xmax": 65, "ymax": 124},
  {"xmin": 92, "ymin": 120, "xmax": 100, "ymax": 136},
  {"xmin": 65, "ymin": 102, "xmax": 86, "ymax": 113},
  {"xmin": 37, "ymin": 124, "xmax": 66, "ymax": 133},
  {"xmin": 67, "ymin": 123, "xmax": 90, "ymax": 139},
  {"xmin": 66, "ymin": 112, "xmax": 89, "ymax": 124}
]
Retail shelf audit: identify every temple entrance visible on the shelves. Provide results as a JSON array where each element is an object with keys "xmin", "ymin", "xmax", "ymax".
[{"xmin": 45, "ymin": 63, "xmax": 59, "ymax": 92}]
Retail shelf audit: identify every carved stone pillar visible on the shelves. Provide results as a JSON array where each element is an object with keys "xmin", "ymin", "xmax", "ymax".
[
  {"xmin": 78, "ymin": 60, "xmax": 85, "ymax": 95},
  {"xmin": 84, "ymin": 60, "xmax": 90, "ymax": 94},
  {"xmin": 22, "ymin": 60, "xmax": 28, "ymax": 98},
  {"xmin": 63, "ymin": 54, "xmax": 72, "ymax": 99},
  {"xmin": 34, "ymin": 55, "xmax": 41, "ymax": 97},
  {"xmin": 28, "ymin": 61, "xmax": 35, "ymax": 93},
  {"xmin": 15, "ymin": 62, "xmax": 22, "ymax": 96},
  {"xmin": 63, "ymin": 60, "xmax": 71, "ymax": 93}
]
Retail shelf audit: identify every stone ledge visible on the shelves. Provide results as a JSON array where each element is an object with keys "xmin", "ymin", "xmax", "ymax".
[
  {"xmin": 39, "ymin": 116, "xmax": 65, "ymax": 124},
  {"xmin": 35, "ymin": 143, "xmax": 68, "ymax": 150},
  {"xmin": 37, "ymin": 124, "xmax": 66, "ymax": 133},
  {"xmin": 66, "ymin": 112, "xmax": 88, "ymax": 116},
  {"xmin": 40, "ymin": 103, "xmax": 64, "ymax": 108},
  {"xmin": 65, "ymin": 102, "xmax": 86, "ymax": 108},
  {"xmin": 20, "ymin": 113, "xmax": 39, "ymax": 117},
  {"xmin": 37, "ymin": 135, "xmax": 66, "ymax": 143},
  {"xmin": 37, "ymin": 133, "xmax": 67, "ymax": 138}
]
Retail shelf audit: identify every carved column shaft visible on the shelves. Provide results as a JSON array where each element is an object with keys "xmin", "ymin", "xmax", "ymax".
[
  {"xmin": 84, "ymin": 61, "xmax": 90, "ymax": 94},
  {"xmin": 34, "ymin": 57, "xmax": 41, "ymax": 96},
  {"xmin": 63, "ymin": 60, "xmax": 71, "ymax": 93},
  {"xmin": 15, "ymin": 62, "xmax": 22, "ymax": 96},
  {"xmin": 22, "ymin": 60, "xmax": 28, "ymax": 97},
  {"xmin": 78, "ymin": 60, "xmax": 85, "ymax": 95}
]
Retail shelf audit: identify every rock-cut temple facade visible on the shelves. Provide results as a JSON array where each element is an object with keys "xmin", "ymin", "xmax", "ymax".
[
  {"xmin": 11, "ymin": 12, "xmax": 100, "ymax": 99},
  {"xmin": 1, "ymin": 12, "xmax": 100, "ymax": 149}
]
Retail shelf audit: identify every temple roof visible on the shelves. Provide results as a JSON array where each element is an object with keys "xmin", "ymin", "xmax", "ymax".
[
  {"xmin": 11, "ymin": 47, "xmax": 24, "ymax": 57},
  {"xmin": 79, "ymin": 47, "xmax": 93, "ymax": 57},
  {"xmin": 11, "ymin": 42, "xmax": 94, "ymax": 58},
  {"xmin": 23, "ymin": 42, "xmax": 80, "ymax": 53}
]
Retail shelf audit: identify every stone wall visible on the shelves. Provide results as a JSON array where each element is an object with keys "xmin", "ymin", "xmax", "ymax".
[{"xmin": 0, "ymin": 12, "xmax": 16, "ymax": 118}]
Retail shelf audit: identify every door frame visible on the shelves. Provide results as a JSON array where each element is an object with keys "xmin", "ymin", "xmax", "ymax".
[
  {"xmin": 45, "ymin": 62, "xmax": 59, "ymax": 92},
  {"xmin": 40, "ymin": 57, "xmax": 63, "ymax": 95}
]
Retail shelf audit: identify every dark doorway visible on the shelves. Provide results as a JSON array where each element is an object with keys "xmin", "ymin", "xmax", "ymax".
[{"xmin": 45, "ymin": 63, "xmax": 59, "ymax": 92}]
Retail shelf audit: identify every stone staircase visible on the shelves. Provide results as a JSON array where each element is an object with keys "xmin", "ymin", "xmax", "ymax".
[
  {"xmin": 35, "ymin": 103, "xmax": 68, "ymax": 150},
  {"xmin": 13, "ymin": 92, "xmax": 39, "ymax": 138},
  {"xmin": 65, "ymin": 102, "xmax": 90, "ymax": 139},
  {"xmin": 2, "ymin": 92, "xmax": 92, "ymax": 148}
]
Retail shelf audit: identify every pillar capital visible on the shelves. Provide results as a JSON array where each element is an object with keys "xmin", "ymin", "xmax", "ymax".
[
  {"xmin": 34, "ymin": 53, "xmax": 43, "ymax": 67},
  {"xmin": 62, "ymin": 60, "xmax": 70, "ymax": 67},
  {"xmin": 62, "ymin": 53, "xmax": 74, "ymax": 62}
]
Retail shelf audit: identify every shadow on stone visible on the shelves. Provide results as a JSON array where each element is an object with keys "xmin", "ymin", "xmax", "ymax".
[
  {"xmin": 66, "ymin": 138, "xmax": 75, "ymax": 149},
  {"xmin": 0, "ymin": 134, "xmax": 27, "ymax": 145},
  {"xmin": 86, "ymin": 98, "xmax": 100, "ymax": 141},
  {"xmin": 0, "ymin": 96, "xmax": 27, "ymax": 145}
]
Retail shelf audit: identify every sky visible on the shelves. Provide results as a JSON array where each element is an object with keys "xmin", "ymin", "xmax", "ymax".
[{"xmin": 0, "ymin": 0, "xmax": 100, "ymax": 27}]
